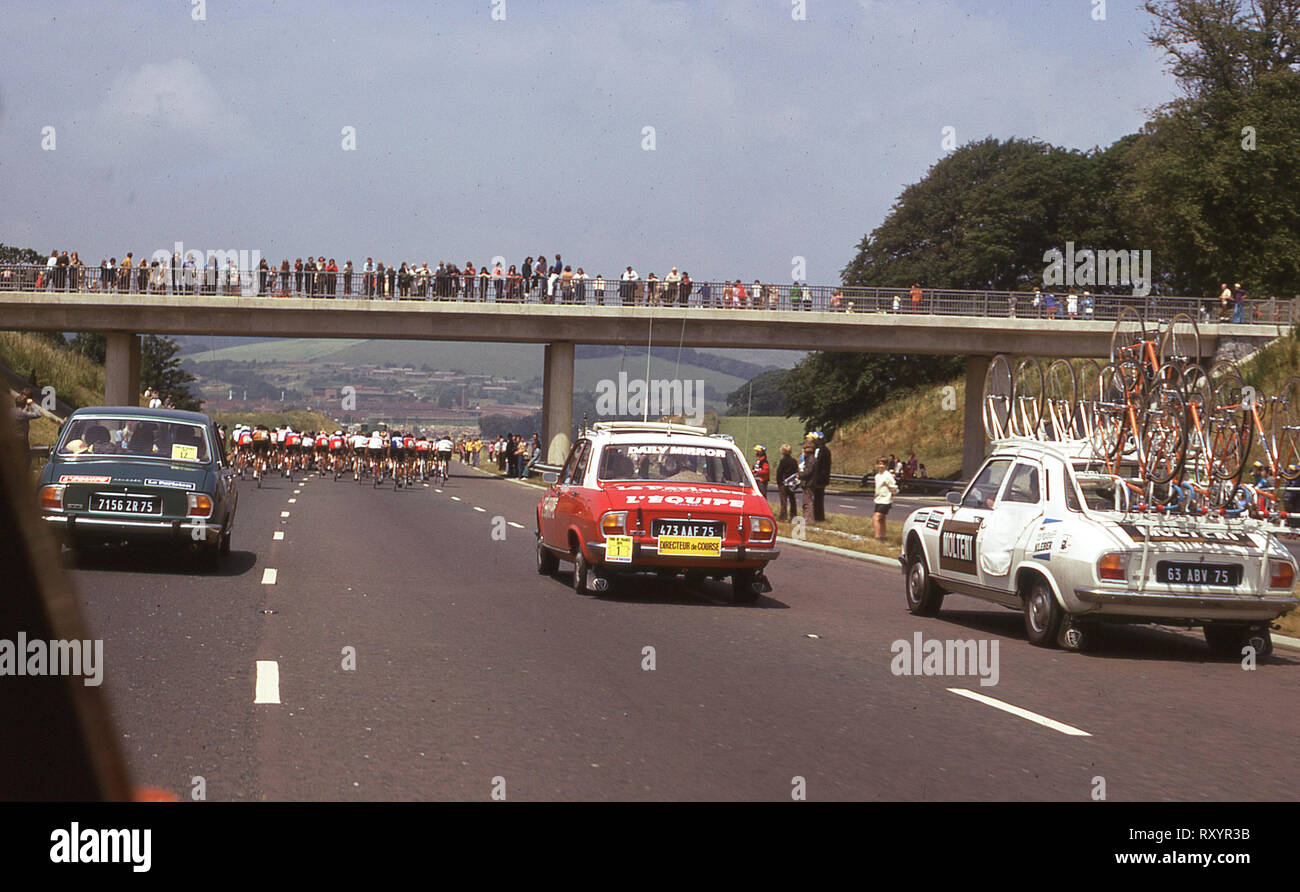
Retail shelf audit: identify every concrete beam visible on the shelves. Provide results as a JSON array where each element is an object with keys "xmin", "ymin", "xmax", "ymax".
[
  {"xmin": 542, "ymin": 342, "xmax": 574, "ymax": 465},
  {"xmin": 963, "ymin": 355, "xmax": 990, "ymax": 481},
  {"xmin": 103, "ymin": 333, "xmax": 140, "ymax": 407},
  {"xmin": 1, "ymin": 292, "xmax": 1272, "ymax": 358}
]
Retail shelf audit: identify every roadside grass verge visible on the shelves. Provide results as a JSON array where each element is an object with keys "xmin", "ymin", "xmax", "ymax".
[{"xmin": 1, "ymin": 331, "xmax": 105, "ymax": 410}]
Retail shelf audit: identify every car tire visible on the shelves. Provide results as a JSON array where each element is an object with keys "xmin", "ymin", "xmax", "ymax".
[
  {"xmin": 905, "ymin": 545, "xmax": 944, "ymax": 616},
  {"xmin": 732, "ymin": 569, "xmax": 761, "ymax": 604},
  {"xmin": 1023, "ymin": 579, "xmax": 1063, "ymax": 647},
  {"xmin": 220, "ymin": 527, "xmax": 232, "ymax": 556},
  {"xmin": 537, "ymin": 535, "xmax": 559, "ymax": 575},
  {"xmin": 1204, "ymin": 624, "xmax": 1271, "ymax": 659},
  {"xmin": 572, "ymin": 547, "xmax": 589, "ymax": 593}
]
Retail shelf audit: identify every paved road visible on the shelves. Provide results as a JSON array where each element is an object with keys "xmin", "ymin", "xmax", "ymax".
[{"xmin": 63, "ymin": 462, "xmax": 1297, "ymax": 801}]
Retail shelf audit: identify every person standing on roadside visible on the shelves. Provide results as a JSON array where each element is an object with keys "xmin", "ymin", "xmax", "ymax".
[
  {"xmin": 797, "ymin": 438, "xmax": 818, "ymax": 525},
  {"xmin": 872, "ymin": 456, "xmax": 899, "ymax": 542},
  {"xmin": 811, "ymin": 431, "xmax": 832, "ymax": 522},
  {"xmin": 775, "ymin": 443, "xmax": 799, "ymax": 521},
  {"xmin": 751, "ymin": 445, "xmax": 770, "ymax": 498}
]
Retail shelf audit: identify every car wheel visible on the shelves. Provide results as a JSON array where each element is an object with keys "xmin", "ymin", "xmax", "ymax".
[
  {"xmin": 220, "ymin": 527, "xmax": 232, "ymax": 556},
  {"xmin": 572, "ymin": 547, "xmax": 589, "ymax": 593},
  {"xmin": 1023, "ymin": 579, "xmax": 1063, "ymax": 647},
  {"xmin": 537, "ymin": 535, "xmax": 559, "ymax": 575},
  {"xmin": 1204, "ymin": 624, "xmax": 1271, "ymax": 659},
  {"xmin": 732, "ymin": 569, "xmax": 761, "ymax": 604},
  {"xmin": 905, "ymin": 545, "xmax": 944, "ymax": 616}
]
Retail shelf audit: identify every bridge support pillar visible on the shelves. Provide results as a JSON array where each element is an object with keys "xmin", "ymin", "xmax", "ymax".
[
  {"xmin": 104, "ymin": 333, "xmax": 140, "ymax": 407},
  {"xmin": 963, "ymin": 355, "xmax": 990, "ymax": 480},
  {"xmin": 542, "ymin": 341, "xmax": 574, "ymax": 465}
]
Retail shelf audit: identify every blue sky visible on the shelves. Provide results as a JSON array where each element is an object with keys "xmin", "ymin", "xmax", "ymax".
[{"xmin": 0, "ymin": 0, "xmax": 1174, "ymax": 284}]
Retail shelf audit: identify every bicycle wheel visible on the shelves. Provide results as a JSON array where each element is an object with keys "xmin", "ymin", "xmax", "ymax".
[
  {"xmin": 1042, "ymin": 359, "xmax": 1076, "ymax": 440},
  {"xmin": 1110, "ymin": 306, "xmax": 1146, "ymax": 364},
  {"xmin": 1273, "ymin": 377, "xmax": 1300, "ymax": 480},
  {"xmin": 1207, "ymin": 363, "xmax": 1247, "ymax": 480},
  {"xmin": 1012, "ymin": 357, "xmax": 1044, "ymax": 438},
  {"xmin": 1179, "ymin": 364, "xmax": 1213, "ymax": 482},
  {"xmin": 1092, "ymin": 363, "xmax": 1129, "ymax": 463},
  {"xmin": 1140, "ymin": 373, "xmax": 1187, "ymax": 483},
  {"xmin": 982, "ymin": 354, "xmax": 1013, "ymax": 440},
  {"xmin": 1158, "ymin": 312, "xmax": 1200, "ymax": 368},
  {"xmin": 1073, "ymin": 358, "xmax": 1102, "ymax": 440}
]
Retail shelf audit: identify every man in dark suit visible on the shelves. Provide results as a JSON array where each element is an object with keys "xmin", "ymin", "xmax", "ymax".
[{"xmin": 811, "ymin": 431, "xmax": 832, "ymax": 522}]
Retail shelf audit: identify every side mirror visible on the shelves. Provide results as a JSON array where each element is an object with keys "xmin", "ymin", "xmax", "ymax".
[
  {"xmin": 541, "ymin": 471, "xmax": 559, "ymax": 485},
  {"xmin": 946, "ymin": 490, "xmax": 961, "ymax": 505}
]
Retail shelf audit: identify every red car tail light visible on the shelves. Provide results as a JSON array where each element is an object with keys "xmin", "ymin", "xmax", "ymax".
[
  {"xmin": 187, "ymin": 493, "xmax": 213, "ymax": 518},
  {"xmin": 40, "ymin": 484, "xmax": 65, "ymax": 511},
  {"xmin": 1269, "ymin": 559, "xmax": 1295, "ymax": 590},
  {"xmin": 600, "ymin": 511, "xmax": 628, "ymax": 537},
  {"xmin": 748, "ymin": 516, "xmax": 775, "ymax": 542},
  {"xmin": 1097, "ymin": 552, "xmax": 1128, "ymax": 581}
]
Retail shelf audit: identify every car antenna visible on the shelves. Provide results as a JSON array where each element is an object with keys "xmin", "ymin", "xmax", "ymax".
[{"xmin": 644, "ymin": 313, "xmax": 654, "ymax": 426}]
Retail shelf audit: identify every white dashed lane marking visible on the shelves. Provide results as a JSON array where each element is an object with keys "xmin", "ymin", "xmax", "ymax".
[
  {"xmin": 947, "ymin": 688, "xmax": 1091, "ymax": 737},
  {"xmin": 281, "ymin": 511, "xmax": 290, "ymax": 518},
  {"xmin": 261, "ymin": 568, "xmax": 278, "ymax": 585},
  {"xmin": 451, "ymin": 496, "xmax": 461, "ymax": 502},
  {"xmin": 273, "ymin": 531, "xmax": 284, "ymax": 541},
  {"xmin": 288, "ymin": 498, "xmax": 296, "ymax": 504},
  {"xmin": 254, "ymin": 661, "xmax": 281, "ymax": 704},
  {"xmin": 473, "ymin": 506, "xmax": 486, "ymax": 512},
  {"xmin": 507, "ymin": 522, "xmax": 524, "ymax": 529}
]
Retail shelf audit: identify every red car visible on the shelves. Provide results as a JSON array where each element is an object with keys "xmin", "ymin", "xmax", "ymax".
[{"xmin": 536, "ymin": 422, "xmax": 779, "ymax": 602}]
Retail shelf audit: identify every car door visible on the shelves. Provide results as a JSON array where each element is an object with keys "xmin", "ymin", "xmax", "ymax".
[
  {"xmin": 548, "ymin": 439, "xmax": 590, "ymax": 546},
  {"xmin": 936, "ymin": 458, "xmax": 1012, "ymax": 590},
  {"xmin": 977, "ymin": 460, "xmax": 1044, "ymax": 589},
  {"xmin": 541, "ymin": 441, "xmax": 580, "ymax": 545}
]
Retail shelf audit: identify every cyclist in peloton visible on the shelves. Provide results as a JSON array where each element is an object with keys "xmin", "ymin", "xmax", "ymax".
[{"xmin": 435, "ymin": 433, "xmax": 454, "ymax": 480}]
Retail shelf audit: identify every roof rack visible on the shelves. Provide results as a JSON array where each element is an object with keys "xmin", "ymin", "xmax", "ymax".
[{"xmin": 589, "ymin": 421, "xmax": 709, "ymax": 436}]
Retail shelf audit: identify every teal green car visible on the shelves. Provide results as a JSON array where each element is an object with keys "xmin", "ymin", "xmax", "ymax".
[{"xmin": 37, "ymin": 406, "xmax": 238, "ymax": 568}]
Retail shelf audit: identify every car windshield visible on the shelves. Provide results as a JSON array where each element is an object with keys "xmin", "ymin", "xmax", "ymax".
[
  {"xmin": 597, "ymin": 442, "xmax": 749, "ymax": 486},
  {"xmin": 57, "ymin": 416, "xmax": 212, "ymax": 463}
]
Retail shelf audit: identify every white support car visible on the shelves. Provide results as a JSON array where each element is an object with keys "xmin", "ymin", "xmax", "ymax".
[{"xmin": 899, "ymin": 440, "xmax": 1299, "ymax": 656}]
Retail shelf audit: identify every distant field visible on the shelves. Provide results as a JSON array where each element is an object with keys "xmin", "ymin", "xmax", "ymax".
[{"xmin": 715, "ymin": 415, "xmax": 807, "ymax": 454}]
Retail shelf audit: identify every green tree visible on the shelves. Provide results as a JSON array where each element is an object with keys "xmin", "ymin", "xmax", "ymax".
[
  {"xmin": 0, "ymin": 243, "xmax": 43, "ymax": 265},
  {"xmin": 141, "ymin": 335, "xmax": 202, "ymax": 410},
  {"xmin": 782, "ymin": 352, "xmax": 964, "ymax": 437},
  {"xmin": 726, "ymin": 369, "xmax": 790, "ymax": 416}
]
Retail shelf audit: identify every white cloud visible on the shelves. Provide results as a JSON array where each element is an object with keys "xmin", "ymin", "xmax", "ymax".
[{"xmin": 94, "ymin": 59, "xmax": 255, "ymax": 149}]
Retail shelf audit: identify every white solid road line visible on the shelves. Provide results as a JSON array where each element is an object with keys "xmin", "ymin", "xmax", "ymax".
[
  {"xmin": 273, "ymin": 531, "xmax": 284, "ymax": 541},
  {"xmin": 261, "ymin": 568, "xmax": 278, "ymax": 585},
  {"xmin": 254, "ymin": 661, "xmax": 281, "ymax": 704},
  {"xmin": 947, "ymin": 688, "xmax": 1091, "ymax": 737}
]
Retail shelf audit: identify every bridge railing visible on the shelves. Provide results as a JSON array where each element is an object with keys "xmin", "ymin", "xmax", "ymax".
[{"xmin": 3, "ymin": 263, "xmax": 1297, "ymax": 326}]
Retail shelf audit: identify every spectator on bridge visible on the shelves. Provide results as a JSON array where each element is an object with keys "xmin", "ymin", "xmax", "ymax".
[
  {"xmin": 44, "ymin": 251, "xmax": 57, "ymax": 291},
  {"xmin": 294, "ymin": 258, "xmax": 304, "ymax": 295},
  {"xmin": 479, "ymin": 264, "xmax": 490, "ymax": 300},
  {"xmin": 363, "ymin": 258, "xmax": 374, "ymax": 297},
  {"xmin": 1066, "ymin": 287, "xmax": 1078, "ymax": 319},
  {"xmin": 1082, "ymin": 291, "xmax": 1094, "ymax": 319},
  {"xmin": 137, "ymin": 257, "xmax": 149, "ymax": 295},
  {"xmin": 594, "ymin": 274, "xmax": 607, "ymax": 305},
  {"xmin": 387, "ymin": 262, "xmax": 397, "ymax": 298},
  {"xmin": 1219, "ymin": 282, "xmax": 1233, "ymax": 321},
  {"xmin": 698, "ymin": 281, "xmax": 711, "ymax": 308},
  {"xmin": 1043, "ymin": 289, "xmax": 1060, "ymax": 319},
  {"xmin": 1032, "ymin": 286, "xmax": 1043, "ymax": 318},
  {"xmin": 343, "ymin": 260, "xmax": 353, "ymax": 296},
  {"xmin": 521, "ymin": 258, "xmax": 533, "ymax": 295},
  {"xmin": 621, "ymin": 267, "xmax": 638, "ymax": 304},
  {"xmin": 1007, "ymin": 291, "xmax": 1017, "ymax": 318},
  {"xmin": 328, "ymin": 258, "xmax": 338, "ymax": 296},
  {"xmin": 1233, "ymin": 282, "xmax": 1248, "ymax": 323},
  {"xmin": 664, "ymin": 268, "xmax": 681, "ymax": 305},
  {"xmin": 560, "ymin": 265, "xmax": 575, "ymax": 303},
  {"xmin": 910, "ymin": 283, "xmax": 923, "ymax": 313},
  {"xmin": 680, "ymin": 272, "xmax": 693, "ymax": 307}
]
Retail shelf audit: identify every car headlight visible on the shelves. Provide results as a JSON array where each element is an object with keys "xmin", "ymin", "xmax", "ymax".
[{"xmin": 600, "ymin": 511, "xmax": 628, "ymax": 537}]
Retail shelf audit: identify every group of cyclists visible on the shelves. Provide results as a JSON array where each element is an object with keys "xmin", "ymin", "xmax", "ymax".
[{"xmin": 229, "ymin": 423, "xmax": 456, "ymax": 489}]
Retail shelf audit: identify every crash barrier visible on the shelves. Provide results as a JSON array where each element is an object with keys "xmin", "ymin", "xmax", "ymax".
[
  {"xmin": 982, "ymin": 310, "xmax": 1300, "ymax": 524},
  {"xmin": 5, "ymin": 263, "xmax": 1297, "ymax": 325}
]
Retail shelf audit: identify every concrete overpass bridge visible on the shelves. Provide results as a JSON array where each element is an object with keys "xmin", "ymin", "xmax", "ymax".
[{"xmin": 0, "ymin": 290, "xmax": 1283, "ymax": 476}]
